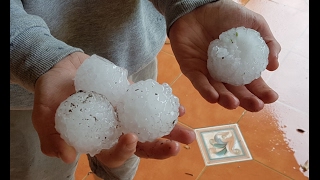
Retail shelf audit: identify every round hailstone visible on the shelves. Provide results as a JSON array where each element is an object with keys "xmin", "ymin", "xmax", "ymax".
[
  {"xmin": 55, "ymin": 91, "xmax": 121, "ymax": 156},
  {"xmin": 74, "ymin": 54, "xmax": 130, "ymax": 107},
  {"xmin": 207, "ymin": 26, "xmax": 269, "ymax": 86},
  {"xmin": 117, "ymin": 79, "xmax": 180, "ymax": 142}
]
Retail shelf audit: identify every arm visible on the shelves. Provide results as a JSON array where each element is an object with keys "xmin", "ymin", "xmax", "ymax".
[
  {"xmin": 10, "ymin": 0, "xmax": 83, "ymax": 92},
  {"xmin": 149, "ymin": 0, "xmax": 219, "ymax": 34}
]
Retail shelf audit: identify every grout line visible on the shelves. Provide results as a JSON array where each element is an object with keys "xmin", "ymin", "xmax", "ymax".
[
  {"xmin": 195, "ymin": 166, "xmax": 207, "ymax": 180},
  {"xmin": 276, "ymin": 100, "xmax": 309, "ymax": 116},
  {"xmin": 170, "ymin": 73, "xmax": 182, "ymax": 86},
  {"xmin": 81, "ymin": 171, "xmax": 92, "ymax": 180},
  {"xmin": 177, "ymin": 121, "xmax": 194, "ymax": 130},
  {"xmin": 253, "ymin": 159, "xmax": 295, "ymax": 180},
  {"xmin": 236, "ymin": 110, "xmax": 247, "ymax": 124}
]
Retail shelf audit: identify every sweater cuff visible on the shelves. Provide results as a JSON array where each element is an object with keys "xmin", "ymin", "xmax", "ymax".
[
  {"xmin": 165, "ymin": 0, "xmax": 219, "ymax": 34},
  {"xmin": 10, "ymin": 27, "xmax": 83, "ymax": 91}
]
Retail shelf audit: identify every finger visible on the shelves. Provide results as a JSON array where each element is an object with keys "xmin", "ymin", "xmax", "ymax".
[
  {"xmin": 266, "ymin": 39, "xmax": 281, "ymax": 71},
  {"xmin": 135, "ymin": 139, "xmax": 180, "ymax": 159},
  {"xmin": 163, "ymin": 123, "xmax": 195, "ymax": 144},
  {"xmin": 245, "ymin": 77, "xmax": 279, "ymax": 104},
  {"xmin": 186, "ymin": 71, "xmax": 219, "ymax": 103},
  {"xmin": 224, "ymin": 83, "xmax": 264, "ymax": 112},
  {"xmin": 256, "ymin": 18, "xmax": 281, "ymax": 71},
  {"xmin": 209, "ymin": 79, "xmax": 240, "ymax": 109},
  {"xmin": 95, "ymin": 133, "xmax": 138, "ymax": 168},
  {"xmin": 178, "ymin": 105, "xmax": 185, "ymax": 117}
]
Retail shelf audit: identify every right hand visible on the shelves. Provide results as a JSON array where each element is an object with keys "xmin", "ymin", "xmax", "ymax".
[{"xmin": 169, "ymin": 0, "xmax": 281, "ymax": 112}]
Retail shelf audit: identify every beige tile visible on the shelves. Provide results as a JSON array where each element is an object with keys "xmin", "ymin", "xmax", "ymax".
[
  {"xmin": 292, "ymin": 27, "xmax": 309, "ymax": 58},
  {"xmin": 245, "ymin": 0, "xmax": 309, "ymax": 50},
  {"xmin": 238, "ymin": 102, "xmax": 309, "ymax": 179},
  {"xmin": 267, "ymin": 52, "xmax": 309, "ymax": 113},
  {"xmin": 269, "ymin": 0, "xmax": 309, "ymax": 12},
  {"xmin": 261, "ymin": 48, "xmax": 290, "ymax": 82}
]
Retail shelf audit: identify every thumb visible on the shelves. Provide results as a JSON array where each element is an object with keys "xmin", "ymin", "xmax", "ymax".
[{"xmin": 95, "ymin": 133, "xmax": 138, "ymax": 168}]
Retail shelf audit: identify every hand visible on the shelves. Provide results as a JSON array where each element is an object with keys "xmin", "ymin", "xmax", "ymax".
[
  {"xmin": 32, "ymin": 52, "xmax": 90, "ymax": 163},
  {"xmin": 96, "ymin": 106, "xmax": 195, "ymax": 168},
  {"xmin": 32, "ymin": 52, "xmax": 195, "ymax": 167},
  {"xmin": 169, "ymin": 0, "xmax": 281, "ymax": 112}
]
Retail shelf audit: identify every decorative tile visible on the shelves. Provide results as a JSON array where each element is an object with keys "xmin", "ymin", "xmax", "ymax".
[{"xmin": 195, "ymin": 124, "xmax": 252, "ymax": 166}]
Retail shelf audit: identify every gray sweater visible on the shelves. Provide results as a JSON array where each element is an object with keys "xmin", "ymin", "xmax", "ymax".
[{"xmin": 10, "ymin": 0, "xmax": 217, "ymax": 109}]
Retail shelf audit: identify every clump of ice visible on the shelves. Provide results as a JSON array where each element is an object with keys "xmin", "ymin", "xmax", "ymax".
[
  {"xmin": 55, "ymin": 91, "xmax": 121, "ymax": 156},
  {"xmin": 74, "ymin": 54, "xmax": 129, "ymax": 107},
  {"xmin": 207, "ymin": 26, "xmax": 269, "ymax": 86},
  {"xmin": 117, "ymin": 79, "xmax": 180, "ymax": 143},
  {"xmin": 56, "ymin": 54, "xmax": 180, "ymax": 155}
]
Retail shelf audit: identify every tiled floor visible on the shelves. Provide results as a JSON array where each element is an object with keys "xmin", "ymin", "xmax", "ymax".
[{"xmin": 75, "ymin": 0, "xmax": 309, "ymax": 179}]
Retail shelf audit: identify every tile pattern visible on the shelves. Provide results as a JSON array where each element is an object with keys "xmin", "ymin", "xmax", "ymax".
[
  {"xmin": 75, "ymin": 0, "xmax": 309, "ymax": 179},
  {"xmin": 195, "ymin": 124, "xmax": 252, "ymax": 166}
]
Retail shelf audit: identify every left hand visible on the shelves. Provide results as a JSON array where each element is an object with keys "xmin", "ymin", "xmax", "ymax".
[{"xmin": 168, "ymin": 0, "xmax": 281, "ymax": 112}]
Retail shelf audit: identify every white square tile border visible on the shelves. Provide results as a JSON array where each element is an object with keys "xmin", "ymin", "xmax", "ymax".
[{"xmin": 195, "ymin": 124, "xmax": 252, "ymax": 166}]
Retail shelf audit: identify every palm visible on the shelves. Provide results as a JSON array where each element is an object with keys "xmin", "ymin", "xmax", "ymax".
[
  {"xmin": 32, "ymin": 56, "xmax": 83, "ymax": 163},
  {"xmin": 169, "ymin": 0, "xmax": 281, "ymax": 112}
]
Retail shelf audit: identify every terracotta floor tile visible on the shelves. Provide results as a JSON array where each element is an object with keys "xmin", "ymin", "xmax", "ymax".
[
  {"xmin": 198, "ymin": 160, "xmax": 291, "ymax": 180},
  {"xmin": 245, "ymin": 0, "xmax": 309, "ymax": 51},
  {"xmin": 160, "ymin": 43, "xmax": 174, "ymax": 55},
  {"xmin": 157, "ymin": 51, "xmax": 182, "ymax": 85},
  {"xmin": 267, "ymin": 52, "xmax": 309, "ymax": 114},
  {"xmin": 238, "ymin": 102, "xmax": 309, "ymax": 179},
  {"xmin": 171, "ymin": 74, "xmax": 245, "ymax": 129},
  {"xmin": 84, "ymin": 172, "xmax": 103, "ymax": 180},
  {"xmin": 134, "ymin": 137, "xmax": 205, "ymax": 180},
  {"xmin": 75, "ymin": 154, "xmax": 92, "ymax": 180},
  {"xmin": 233, "ymin": 0, "xmax": 250, "ymax": 5}
]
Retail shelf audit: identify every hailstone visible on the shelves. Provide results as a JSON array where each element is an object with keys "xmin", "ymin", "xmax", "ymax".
[
  {"xmin": 74, "ymin": 54, "xmax": 129, "ymax": 107},
  {"xmin": 55, "ymin": 91, "xmax": 121, "ymax": 156},
  {"xmin": 207, "ymin": 26, "xmax": 269, "ymax": 86},
  {"xmin": 55, "ymin": 54, "xmax": 181, "ymax": 155},
  {"xmin": 117, "ymin": 79, "xmax": 180, "ymax": 142}
]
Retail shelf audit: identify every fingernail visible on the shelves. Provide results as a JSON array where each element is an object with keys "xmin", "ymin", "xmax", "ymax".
[{"xmin": 126, "ymin": 141, "xmax": 137, "ymax": 150}]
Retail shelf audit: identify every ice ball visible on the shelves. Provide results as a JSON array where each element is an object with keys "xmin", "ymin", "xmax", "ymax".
[
  {"xmin": 55, "ymin": 90, "xmax": 121, "ymax": 156},
  {"xmin": 207, "ymin": 26, "xmax": 269, "ymax": 86},
  {"xmin": 117, "ymin": 79, "xmax": 180, "ymax": 142},
  {"xmin": 74, "ymin": 54, "xmax": 130, "ymax": 107}
]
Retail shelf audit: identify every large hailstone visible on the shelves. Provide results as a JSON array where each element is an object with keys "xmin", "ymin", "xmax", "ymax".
[
  {"xmin": 207, "ymin": 26, "xmax": 269, "ymax": 86},
  {"xmin": 74, "ymin": 54, "xmax": 130, "ymax": 106},
  {"xmin": 117, "ymin": 79, "xmax": 180, "ymax": 142},
  {"xmin": 55, "ymin": 91, "xmax": 121, "ymax": 156},
  {"xmin": 56, "ymin": 54, "xmax": 181, "ymax": 153}
]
